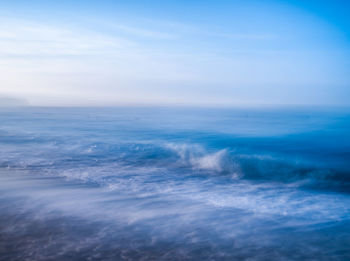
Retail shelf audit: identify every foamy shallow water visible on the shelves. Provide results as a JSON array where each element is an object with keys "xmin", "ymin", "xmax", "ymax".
[{"xmin": 0, "ymin": 107, "xmax": 349, "ymax": 260}]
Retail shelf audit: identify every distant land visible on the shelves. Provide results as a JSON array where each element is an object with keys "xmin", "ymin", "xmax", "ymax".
[{"xmin": 0, "ymin": 96, "xmax": 29, "ymax": 107}]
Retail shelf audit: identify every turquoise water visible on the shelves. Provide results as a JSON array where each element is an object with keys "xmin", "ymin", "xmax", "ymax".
[{"xmin": 0, "ymin": 107, "xmax": 349, "ymax": 260}]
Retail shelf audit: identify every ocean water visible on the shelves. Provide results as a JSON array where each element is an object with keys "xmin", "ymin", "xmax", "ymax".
[{"xmin": 0, "ymin": 106, "xmax": 349, "ymax": 260}]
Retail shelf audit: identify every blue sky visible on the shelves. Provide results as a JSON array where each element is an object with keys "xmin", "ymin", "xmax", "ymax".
[{"xmin": 0, "ymin": 0, "xmax": 349, "ymax": 106}]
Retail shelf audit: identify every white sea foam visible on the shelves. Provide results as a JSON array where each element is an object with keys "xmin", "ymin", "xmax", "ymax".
[{"xmin": 165, "ymin": 143, "xmax": 240, "ymax": 176}]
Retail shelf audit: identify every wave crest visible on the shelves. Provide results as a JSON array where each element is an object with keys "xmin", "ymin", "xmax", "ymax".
[{"xmin": 165, "ymin": 143, "xmax": 241, "ymax": 177}]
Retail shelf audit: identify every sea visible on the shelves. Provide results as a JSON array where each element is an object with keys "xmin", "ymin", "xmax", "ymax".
[{"xmin": 0, "ymin": 106, "xmax": 349, "ymax": 260}]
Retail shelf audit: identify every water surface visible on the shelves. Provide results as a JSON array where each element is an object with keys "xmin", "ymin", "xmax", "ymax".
[{"xmin": 0, "ymin": 106, "xmax": 349, "ymax": 260}]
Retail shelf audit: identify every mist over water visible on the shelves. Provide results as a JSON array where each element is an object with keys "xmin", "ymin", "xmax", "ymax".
[{"xmin": 0, "ymin": 107, "xmax": 349, "ymax": 260}]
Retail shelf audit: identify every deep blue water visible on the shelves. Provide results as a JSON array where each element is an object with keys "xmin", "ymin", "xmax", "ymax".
[{"xmin": 0, "ymin": 106, "xmax": 349, "ymax": 260}]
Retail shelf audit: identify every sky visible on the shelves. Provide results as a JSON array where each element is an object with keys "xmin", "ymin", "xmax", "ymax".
[{"xmin": 0, "ymin": 0, "xmax": 350, "ymax": 106}]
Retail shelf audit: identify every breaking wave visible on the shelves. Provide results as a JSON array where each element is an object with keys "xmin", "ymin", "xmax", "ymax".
[{"xmin": 0, "ymin": 133, "xmax": 349, "ymax": 192}]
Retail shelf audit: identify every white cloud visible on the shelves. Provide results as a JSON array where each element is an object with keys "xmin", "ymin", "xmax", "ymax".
[
  {"xmin": 0, "ymin": 21, "xmax": 131, "ymax": 58},
  {"xmin": 111, "ymin": 24, "xmax": 178, "ymax": 39}
]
